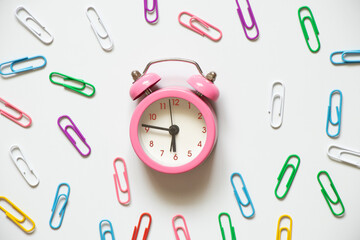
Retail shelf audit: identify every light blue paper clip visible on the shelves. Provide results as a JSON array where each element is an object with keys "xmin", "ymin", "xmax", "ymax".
[
  {"xmin": 230, "ymin": 172, "xmax": 255, "ymax": 218},
  {"xmin": 99, "ymin": 219, "xmax": 115, "ymax": 240},
  {"xmin": 326, "ymin": 90, "xmax": 342, "ymax": 138},
  {"xmin": 330, "ymin": 50, "xmax": 360, "ymax": 65},
  {"xmin": 0, "ymin": 56, "xmax": 46, "ymax": 76},
  {"xmin": 49, "ymin": 183, "xmax": 70, "ymax": 229}
]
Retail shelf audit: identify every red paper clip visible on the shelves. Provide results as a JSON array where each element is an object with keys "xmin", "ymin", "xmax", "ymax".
[
  {"xmin": 178, "ymin": 11, "xmax": 222, "ymax": 42},
  {"xmin": 113, "ymin": 157, "xmax": 131, "ymax": 205},
  {"xmin": 0, "ymin": 98, "xmax": 32, "ymax": 128},
  {"xmin": 132, "ymin": 213, "xmax": 152, "ymax": 240}
]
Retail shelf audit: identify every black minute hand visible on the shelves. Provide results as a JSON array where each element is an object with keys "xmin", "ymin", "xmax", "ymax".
[{"xmin": 142, "ymin": 124, "xmax": 170, "ymax": 131}]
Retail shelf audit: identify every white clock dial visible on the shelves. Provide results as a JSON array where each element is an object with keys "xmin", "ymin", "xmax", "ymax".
[{"xmin": 138, "ymin": 97, "xmax": 207, "ymax": 167}]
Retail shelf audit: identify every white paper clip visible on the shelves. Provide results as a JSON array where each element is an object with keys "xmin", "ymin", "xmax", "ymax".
[
  {"xmin": 15, "ymin": 6, "xmax": 54, "ymax": 45},
  {"xmin": 327, "ymin": 145, "xmax": 360, "ymax": 168},
  {"xmin": 86, "ymin": 6, "xmax": 113, "ymax": 51},
  {"xmin": 9, "ymin": 145, "xmax": 39, "ymax": 187},
  {"xmin": 268, "ymin": 81, "xmax": 285, "ymax": 129}
]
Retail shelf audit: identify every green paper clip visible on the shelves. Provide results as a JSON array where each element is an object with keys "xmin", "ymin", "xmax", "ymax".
[
  {"xmin": 317, "ymin": 170, "xmax": 345, "ymax": 217},
  {"xmin": 218, "ymin": 212, "xmax": 236, "ymax": 240},
  {"xmin": 298, "ymin": 6, "xmax": 320, "ymax": 53},
  {"xmin": 275, "ymin": 154, "xmax": 300, "ymax": 199},
  {"xmin": 49, "ymin": 72, "xmax": 95, "ymax": 97}
]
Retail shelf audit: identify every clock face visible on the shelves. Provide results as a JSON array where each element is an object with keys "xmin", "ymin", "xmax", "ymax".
[{"xmin": 138, "ymin": 97, "xmax": 207, "ymax": 167}]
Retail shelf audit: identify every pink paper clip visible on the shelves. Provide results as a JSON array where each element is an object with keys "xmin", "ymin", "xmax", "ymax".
[
  {"xmin": 172, "ymin": 215, "xmax": 191, "ymax": 240},
  {"xmin": 132, "ymin": 212, "xmax": 152, "ymax": 240},
  {"xmin": 57, "ymin": 115, "xmax": 91, "ymax": 157},
  {"xmin": 0, "ymin": 97, "xmax": 32, "ymax": 128},
  {"xmin": 113, "ymin": 157, "xmax": 131, "ymax": 205},
  {"xmin": 235, "ymin": 0, "xmax": 259, "ymax": 40},
  {"xmin": 178, "ymin": 12, "xmax": 222, "ymax": 42}
]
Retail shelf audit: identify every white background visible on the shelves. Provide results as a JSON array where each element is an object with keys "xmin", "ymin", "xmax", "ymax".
[{"xmin": 1, "ymin": 0, "xmax": 360, "ymax": 239}]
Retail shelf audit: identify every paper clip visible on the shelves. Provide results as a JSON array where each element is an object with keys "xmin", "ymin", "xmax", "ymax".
[
  {"xmin": 218, "ymin": 212, "xmax": 237, "ymax": 240},
  {"xmin": 275, "ymin": 154, "xmax": 300, "ymax": 199},
  {"xmin": 231, "ymin": 172, "xmax": 255, "ymax": 218},
  {"xmin": 327, "ymin": 145, "xmax": 360, "ymax": 168},
  {"xmin": 268, "ymin": 81, "xmax": 285, "ymax": 129},
  {"xmin": 0, "ymin": 196, "xmax": 35, "ymax": 233},
  {"xmin": 15, "ymin": 6, "xmax": 54, "ymax": 44},
  {"xmin": 113, "ymin": 158, "xmax": 131, "ymax": 205},
  {"xmin": 49, "ymin": 72, "xmax": 95, "ymax": 97},
  {"xmin": 144, "ymin": 0, "xmax": 159, "ymax": 24},
  {"xmin": 326, "ymin": 90, "xmax": 342, "ymax": 138},
  {"xmin": 99, "ymin": 219, "xmax": 115, "ymax": 240},
  {"xmin": 0, "ymin": 56, "xmax": 46, "ymax": 76},
  {"xmin": 235, "ymin": 0, "xmax": 259, "ymax": 40},
  {"xmin": 178, "ymin": 12, "xmax": 222, "ymax": 42},
  {"xmin": 58, "ymin": 115, "xmax": 91, "ymax": 156},
  {"xmin": 86, "ymin": 7, "xmax": 113, "ymax": 51},
  {"xmin": 0, "ymin": 97, "xmax": 32, "ymax": 128},
  {"xmin": 276, "ymin": 215, "xmax": 292, "ymax": 240},
  {"xmin": 298, "ymin": 6, "xmax": 320, "ymax": 53},
  {"xmin": 50, "ymin": 183, "xmax": 70, "ymax": 229},
  {"xmin": 317, "ymin": 171, "xmax": 345, "ymax": 217},
  {"xmin": 10, "ymin": 145, "xmax": 39, "ymax": 187},
  {"xmin": 331, "ymin": 50, "xmax": 360, "ymax": 64},
  {"xmin": 172, "ymin": 215, "xmax": 191, "ymax": 240},
  {"xmin": 132, "ymin": 213, "xmax": 152, "ymax": 240}
]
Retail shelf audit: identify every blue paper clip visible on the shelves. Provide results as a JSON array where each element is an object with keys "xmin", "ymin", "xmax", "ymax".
[
  {"xmin": 49, "ymin": 183, "xmax": 70, "ymax": 229},
  {"xmin": 298, "ymin": 6, "xmax": 320, "ymax": 53},
  {"xmin": 330, "ymin": 50, "xmax": 360, "ymax": 65},
  {"xmin": 218, "ymin": 212, "xmax": 237, "ymax": 240},
  {"xmin": 235, "ymin": 0, "xmax": 259, "ymax": 40},
  {"xmin": 99, "ymin": 219, "xmax": 115, "ymax": 240},
  {"xmin": 330, "ymin": 51, "xmax": 349, "ymax": 65},
  {"xmin": 326, "ymin": 90, "xmax": 342, "ymax": 138},
  {"xmin": 0, "ymin": 56, "xmax": 46, "ymax": 76},
  {"xmin": 230, "ymin": 172, "xmax": 255, "ymax": 218}
]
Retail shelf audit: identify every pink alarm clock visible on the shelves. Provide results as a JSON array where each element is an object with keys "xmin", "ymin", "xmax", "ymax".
[{"xmin": 129, "ymin": 58, "xmax": 219, "ymax": 174}]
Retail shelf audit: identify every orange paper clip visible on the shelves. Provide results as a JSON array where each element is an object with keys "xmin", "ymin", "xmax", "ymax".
[
  {"xmin": 178, "ymin": 11, "xmax": 222, "ymax": 42},
  {"xmin": 172, "ymin": 215, "xmax": 191, "ymax": 240},
  {"xmin": 0, "ymin": 97, "xmax": 31, "ymax": 128},
  {"xmin": 113, "ymin": 157, "xmax": 131, "ymax": 205},
  {"xmin": 132, "ymin": 212, "xmax": 152, "ymax": 240},
  {"xmin": 0, "ymin": 196, "xmax": 35, "ymax": 233}
]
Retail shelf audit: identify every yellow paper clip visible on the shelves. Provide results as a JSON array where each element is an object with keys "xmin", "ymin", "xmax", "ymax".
[
  {"xmin": 0, "ymin": 196, "xmax": 35, "ymax": 233},
  {"xmin": 276, "ymin": 214, "xmax": 292, "ymax": 240}
]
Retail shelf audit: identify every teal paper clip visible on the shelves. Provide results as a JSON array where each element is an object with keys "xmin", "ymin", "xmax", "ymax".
[
  {"xmin": 49, "ymin": 183, "xmax": 70, "ymax": 229},
  {"xmin": 49, "ymin": 72, "xmax": 95, "ymax": 97},
  {"xmin": 99, "ymin": 219, "xmax": 115, "ymax": 240},
  {"xmin": 218, "ymin": 212, "xmax": 237, "ymax": 240},
  {"xmin": 330, "ymin": 50, "xmax": 360, "ymax": 65},
  {"xmin": 298, "ymin": 6, "xmax": 320, "ymax": 53},
  {"xmin": 0, "ymin": 56, "xmax": 46, "ymax": 76},
  {"xmin": 326, "ymin": 90, "xmax": 342, "ymax": 138},
  {"xmin": 275, "ymin": 154, "xmax": 300, "ymax": 199},
  {"xmin": 231, "ymin": 172, "xmax": 255, "ymax": 218},
  {"xmin": 317, "ymin": 171, "xmax": 345, "ymax": 217}
]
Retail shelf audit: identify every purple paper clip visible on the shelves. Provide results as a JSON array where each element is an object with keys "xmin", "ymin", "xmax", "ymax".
[
  {"xmin": 144, "ymin": 0, "xmax": 158, "ymax": 24},
  {"xmin": 57, "ymin": 115, "xmax": 91, "ymax": 157},
  {"xmin": 235, "ymin": 0, "xmax": 259, "ymax": 40}
]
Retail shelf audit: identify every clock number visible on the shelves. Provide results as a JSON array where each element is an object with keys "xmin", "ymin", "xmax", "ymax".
[
  {"xmin": 188, "ymin": 102, "xmax": 191, "ymax": 109},
  {"xmin": 198, "ymin": 113, "xmax": 203, "ymax": 119},
  {"xmin": 145, "ymin": 127, "xmax": 149, "ymax": 133},
  {"xmin": 187, "ymin": 150, "xmax": 192, "ymax": 157},
  {"xmin": 172, "ymin": 99, "xmax": 180, "ymax": 106},
  {"xmin": 197, "ymin": 141, "xmax": 202, "ymax": 147},
  {"xmin": 149, "ymin": 113, "xmax": 157, "ymax": 120},
  {"xmin": 160, "ymin": 150, "xmax": 164, "ymax": 156},
  {"xmin": 202, "ymin": 127, "xmax": 206, "ymax": 133},
  {"xmin": 173, "ymin": 154, "xmax": 178, "ymax": 160},
  {"xmin": 160, "ymin": 103, "xmax": 166, "ymax": 109},
  {"xmin": 150, "ymin": 140, "xmax": 154, "ymax": 147}
]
